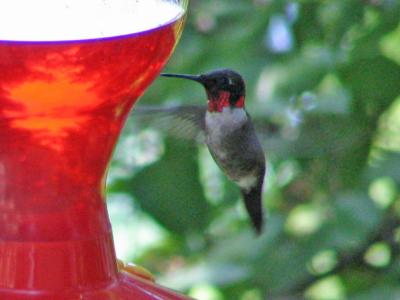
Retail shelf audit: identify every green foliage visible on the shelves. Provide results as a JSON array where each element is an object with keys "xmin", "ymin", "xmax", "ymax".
[
  {"xmin": 114, "ymin": 138, "xmax": 210, "ymax": 234},
  {"xmin": 108, "ymin": 0, "xmax": 400, "ymax": 299}
]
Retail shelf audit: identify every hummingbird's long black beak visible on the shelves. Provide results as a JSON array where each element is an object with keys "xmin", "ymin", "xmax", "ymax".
[{"xmin": 161, "ymin": 73, "xmax": 203, "ymax": 83}]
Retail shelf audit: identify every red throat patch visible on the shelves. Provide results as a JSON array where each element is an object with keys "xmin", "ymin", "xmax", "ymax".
[
  {"xmin": 235, "ymin": 96, "xmax": 245, "ymax": 108},
  {"xmin": 207, "ymin": 92, "xmax": 244, "ymax": 112}
]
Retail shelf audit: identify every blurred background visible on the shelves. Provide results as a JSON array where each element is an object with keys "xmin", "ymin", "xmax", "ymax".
[{"xmin": 107, "ymin": 1, "xmax": 400, "ymax": 299}]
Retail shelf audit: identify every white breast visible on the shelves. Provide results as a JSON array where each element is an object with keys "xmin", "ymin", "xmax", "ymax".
[
  {"xmin": 205, "ymin": 107, "xmax": 247, "ymax": 139},
  {"xmin": 205, "ymin": 107, "xmax": 247, "ymax": 160}
]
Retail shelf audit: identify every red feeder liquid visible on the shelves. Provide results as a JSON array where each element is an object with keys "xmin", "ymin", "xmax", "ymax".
[{"xmin": 0, "ymin": 1, "xmax": 191, "ymax": 299}]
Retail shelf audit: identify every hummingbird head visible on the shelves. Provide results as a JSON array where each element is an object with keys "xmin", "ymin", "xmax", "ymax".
[{"xmin": 161, "ymin": 69, "xmax": 246, "ymax": 112}]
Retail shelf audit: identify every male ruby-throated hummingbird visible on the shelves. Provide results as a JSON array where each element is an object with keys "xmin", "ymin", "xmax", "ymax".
[{"xmin": 139, "ymin": 69, "xmax": 266, "ymax": 233}]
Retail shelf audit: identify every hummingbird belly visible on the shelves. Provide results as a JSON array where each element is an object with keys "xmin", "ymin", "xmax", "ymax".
[{"xmin": 205, "ymin": 108, "xmax": 263, "ymax": 189}]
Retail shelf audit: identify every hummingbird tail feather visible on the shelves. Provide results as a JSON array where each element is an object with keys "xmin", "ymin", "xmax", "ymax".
[{"xmin": 241, "ymin": 186, "xmax": 264, "ymax": 234}]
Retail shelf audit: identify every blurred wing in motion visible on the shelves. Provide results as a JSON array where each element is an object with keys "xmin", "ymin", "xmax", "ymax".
[{"xmin": 133, "ymin": 105, "xmax": 207, "ymax": 143}]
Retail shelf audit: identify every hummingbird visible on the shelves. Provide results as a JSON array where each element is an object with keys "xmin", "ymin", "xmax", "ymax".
[{"xmin": 137, "ymin": 69, "xmax": 266, "ymax": 233}]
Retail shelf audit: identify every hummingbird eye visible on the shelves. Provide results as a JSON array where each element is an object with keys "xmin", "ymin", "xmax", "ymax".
[{"xmin": 218, "ymin": 77, "xmax": 231, "ymax": 88}]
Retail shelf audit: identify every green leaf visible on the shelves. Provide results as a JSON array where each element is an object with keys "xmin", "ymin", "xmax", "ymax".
[
  {"xmin": 318, "ymin": 192, "xmax": 382, "ymax": 252},
  {"xmin": 117, "ymin": 138, "xmax": 211, "ymax": 235},
  {"xmin": 350, "ymin": 285, "xmax": 400, "ymax": 300}
]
